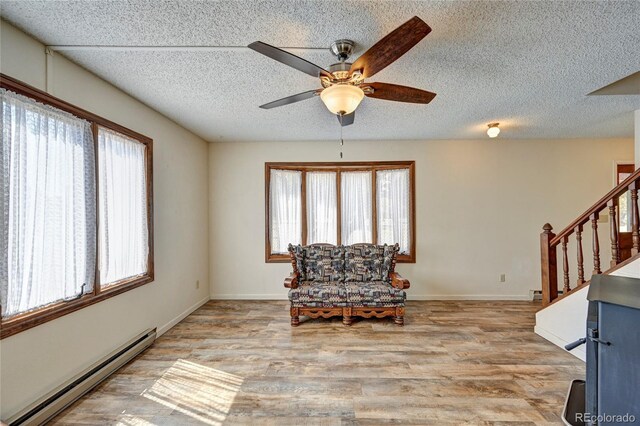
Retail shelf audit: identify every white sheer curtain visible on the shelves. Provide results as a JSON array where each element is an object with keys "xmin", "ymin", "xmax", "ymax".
[
  {"xmin": 270, "ymin": 169, "xmax": 301, "ymax": 253},
  {"xmin": 1, "ymin": 89, "xmax": 96, "ymax": 318},
  {"xmin": 377, "ymin": 168, "xmax": 411, "ymax": 254},
  {"xmin": 307, "ymin": 172, "xmax": 337, "ymax": 244},
  {"xmin": 98, "ymin": 127, "xmax": 148, "ymax": 286},
  {"xmin": 341, "ymin": 171, "xmax": 372, "ymax": 245}
]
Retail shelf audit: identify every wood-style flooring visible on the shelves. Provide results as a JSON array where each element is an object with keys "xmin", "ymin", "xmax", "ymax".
[{"xmin": 51, "ymin": 300, "xmax": 584, "ymax": 425}]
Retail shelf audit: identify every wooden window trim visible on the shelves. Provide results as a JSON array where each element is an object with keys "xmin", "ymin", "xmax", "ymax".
[
  {"xmin": 265, "ymin": 161, "xmax": 416, "ymax": 263},
  {"xmin": 617, "ymin": 163, "xmax": 634, "ymax": 184},
  {"xmin": 1, "ymin": 74, "xmax": 154, "ymax": 339}
]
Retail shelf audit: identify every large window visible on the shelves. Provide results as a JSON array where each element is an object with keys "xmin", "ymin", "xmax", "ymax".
[
  {"xmin": 98, "ymin": 127, "xmax": 150, "ymax": 286},
  {"xmin": 265, "ymin": 162, "xmax": 415, "ymax": 263},
  {"xmin": 1, "ymin": 75, "xmax": 153, "ymax": 338},
  {"xmin": 617, "ymin": 163, "xmax": 634, "ymax": 233}
]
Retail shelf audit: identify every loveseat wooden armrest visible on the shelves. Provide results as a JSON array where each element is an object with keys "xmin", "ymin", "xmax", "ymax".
[
  {"xmin": 284, "ymin": 272, "xmax": 299, "ymax": 289},
  {"xmin": 390, "ymin": 272, "xmax": 410, "ymax": 289}
]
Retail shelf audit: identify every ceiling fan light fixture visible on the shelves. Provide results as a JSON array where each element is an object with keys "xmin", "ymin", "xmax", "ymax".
[
  {"xmin": 487, "ymin": 122, "xmax": 500, "ymax": 138},
  {"xmin": 320, "ymin": 84, "xmax": 365, "ymax": 115}
]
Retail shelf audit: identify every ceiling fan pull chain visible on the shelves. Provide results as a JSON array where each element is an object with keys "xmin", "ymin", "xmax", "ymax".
[{"xmin": 339, "ymin": 114, "xmax": 344, "ymax": 159}]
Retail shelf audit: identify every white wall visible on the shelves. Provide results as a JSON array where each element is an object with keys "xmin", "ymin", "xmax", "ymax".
[
  {"xmin": 209, "ymin": 138, "xmax": 632, "ymax": 300},
  {"xmin": 635, "ymin": 109, "xmax": 640, "ymax": 167},
  {"xmin": 0, "ymin": 21, "xmax": 210, "ymax": 419},
  {"xmin": 609, "ymin": 256, "xmax": 640, "ymax": 278},
  {"xmin": 535, "ymin": 286, "xmax": 589, "ymax": 361},
  {"xmin": 535, "ymin": 257, "xmax": 640, "ymax": 361}
]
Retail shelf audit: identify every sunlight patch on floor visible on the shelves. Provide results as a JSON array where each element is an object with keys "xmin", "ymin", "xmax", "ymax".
[
  {"xmin": 116, "ymin": 414, "xmax": 156, "ymax": 426},
  {"xmin": 141, "ymin": 359, "xmax": 243, "ymax": 425}
]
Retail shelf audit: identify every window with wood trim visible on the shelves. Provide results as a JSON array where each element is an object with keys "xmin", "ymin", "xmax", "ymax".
[
  {"xmin": 617, "ymin": 163, "xmax": 634, "ymax": 233},
  {"xmin": 0, "ymin": 74, "xmax": 153, "ymax": 339},
  {"xmin": 265, "ymin": 162, "xmax": 415, "ymax": 263}
]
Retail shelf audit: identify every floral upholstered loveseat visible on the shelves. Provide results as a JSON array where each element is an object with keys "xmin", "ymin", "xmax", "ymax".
[{"xmin": 284, "ymin": 243, "xmax": 410, "ymax": 326}]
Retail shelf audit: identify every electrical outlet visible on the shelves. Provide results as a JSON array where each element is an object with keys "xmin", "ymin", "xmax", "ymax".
[
  {"xmin": 500, "ymin": 274, "xmax": 506, "ymax": 283},
  {"xmin": 196, "ymin": 280, "xmax": 200, "ymax": 289}
]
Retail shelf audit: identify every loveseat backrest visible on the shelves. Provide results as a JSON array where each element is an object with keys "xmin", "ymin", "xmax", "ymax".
[
  {"xmin": 288, "ymin": 244, "xmax": 345, "ymax": 283},
  {"xmin": 288, "ymin": 243, "xmax": 399, "ymax": 283},
  {"xmin": 344, "ymin": 243, "xmax": 398, "ymax": 283}
]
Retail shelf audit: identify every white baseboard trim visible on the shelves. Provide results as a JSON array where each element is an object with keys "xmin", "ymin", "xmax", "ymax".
[
  {"xmin": 210, "ymin": 293, "xmax": 531, "ymax": 301},
  {"xmin": 535, "ymin": 325, "xmax": 586, "ymax": 361},
  {"xmin": 157, "ymin": 296, "xmax": 210, "ymax": 336},
  {"xmin": 211, "ymin": 294, "xmax": 287, "ymax": 300},
  {"xmin": 409, "ymin": 294, "xmax": 532, "ymax": 301}
]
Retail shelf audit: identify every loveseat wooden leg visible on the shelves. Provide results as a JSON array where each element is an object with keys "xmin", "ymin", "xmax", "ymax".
[
  {"xmin": 290, "ymin": 307, "xmax": 300, "ymax": 327},
  {"xmin": 394, "ymin": 306, "xmax": 405, "ymax": 326},
  {"xmin": 342, "ymin": 307, "xmax": 352, "ymax": 326}
]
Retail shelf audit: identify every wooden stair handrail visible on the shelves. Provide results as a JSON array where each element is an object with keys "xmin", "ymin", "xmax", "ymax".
[
  {"xmin": 540, "ymin": 166, "xmax": 640, "ymax": 306},
  {"xmin": 550, "ymin": 167, "xmax": 640, "ymax": 246}
]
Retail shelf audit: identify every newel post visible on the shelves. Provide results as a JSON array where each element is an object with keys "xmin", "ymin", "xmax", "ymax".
[{"xmin": 541, "ymin": 223, "xmax": 558, "ymax": 306}]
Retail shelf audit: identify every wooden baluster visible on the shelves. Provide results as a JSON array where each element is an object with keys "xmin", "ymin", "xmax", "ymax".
[
  {"xmin": 540, "ymin": 224, "xmax": 558, "ymax": 306},
  {"xmin": 631, "ymin": 181, "xmax": 639, "ymax": 255},
  {"xmin": 576, "ymin": 224, "xmax": 585, "ymax": 286},
  {"xmin": 608, "ymin": 199, "xmax": 620, "ymax": 267},
  {"xmin": 561, "ymin": 236, "xmax": 570, "ymax": 294},
  {"xmin": 591, "ymin": 213, "xmax": 601, "ymax": 275}
]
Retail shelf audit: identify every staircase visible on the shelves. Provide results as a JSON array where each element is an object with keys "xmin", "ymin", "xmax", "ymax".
[
  {"xmin": 536, "ymin": 166, "xmax": 640, "ymax": 359},
  {"xmin": 540, "ymin": 167, "xmax": 640, "ymax": 306}
]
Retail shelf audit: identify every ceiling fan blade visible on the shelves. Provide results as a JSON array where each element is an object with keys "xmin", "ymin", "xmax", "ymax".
[
  {"xmin": 259, "ymin": 90, "xmax": 319, "ymax": 109},
  {"xmin": 338, "ymin": 112, "xmax": 355, "ymax": 126},
  {"xmin": 365, "ymin": 82, "xmax": 436, "ymax": 104},
  {"xmin": 350, "ymin": 16, "xmax": 431, "ymax": 78},
  {"xmin": 248, "ymin": 41, "xmax": 331, "ymax": 78}
]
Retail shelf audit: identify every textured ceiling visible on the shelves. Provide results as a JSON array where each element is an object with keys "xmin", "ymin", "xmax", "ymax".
[{"xmin": 1, "ymin": 1, "xmax": 639, "ymax": 142}]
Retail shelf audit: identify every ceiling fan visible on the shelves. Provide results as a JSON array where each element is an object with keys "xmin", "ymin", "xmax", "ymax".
[{"xmin": 248, "ymin": 16, "xmax": 436, "ymax": 127}]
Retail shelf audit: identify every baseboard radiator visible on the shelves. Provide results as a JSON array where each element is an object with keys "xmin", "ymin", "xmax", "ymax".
[{"xmin": 5, "ymin": 328, "xmax": 156, "ymax": 426}]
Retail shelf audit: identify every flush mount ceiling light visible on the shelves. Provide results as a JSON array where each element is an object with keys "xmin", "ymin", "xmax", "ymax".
[
  {"xmin": 487, "ymin": 122, "xmax": 500, "ymax": 138},
  {"xmin": 320, "ymin": 84, "xmax": 365, "ymax": 115}
]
